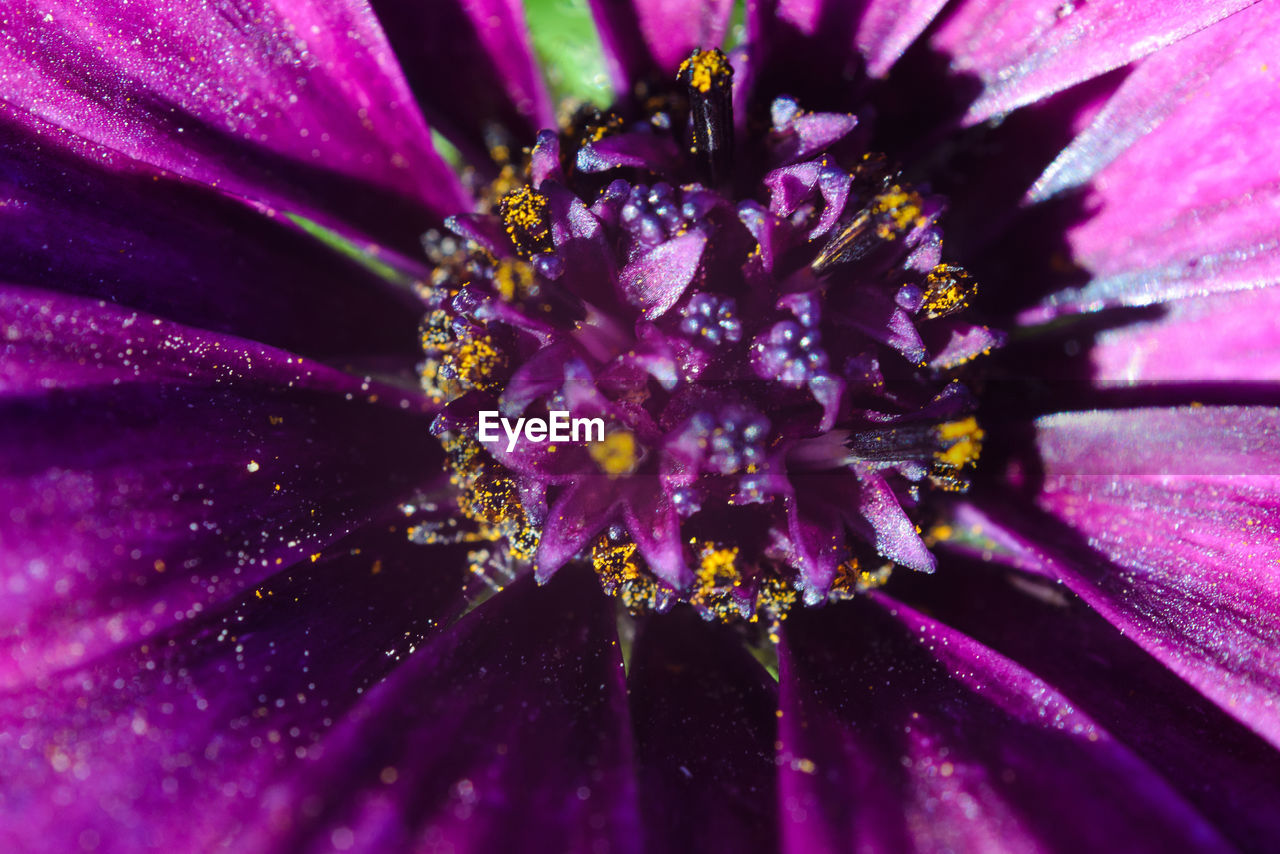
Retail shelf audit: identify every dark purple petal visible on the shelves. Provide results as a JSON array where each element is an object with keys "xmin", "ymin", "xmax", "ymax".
[
  {"xmin": 778, "ymin": 595, "xmax": 1234, "ymax": 853},
  {"xmin": 931, "ymin": 0, "xmax": 1257, "ymax": 125},
  {"xmin": 0, "ymin": 521, "xmax": 469, "ymax": 853},
  {"xmin": 1089, "ymin": 287, "xmax": 1280, "ymax": 382},
  {"xmin": 369, "ymin": 0, "xmax": 554, "ymax": 167},
  {"xmin": 1, "ymin": 0, "xmax": 468, "ymax": 245},
  {"xmin": 619, "ymin": 230, "xmax": 706, "ymax": 319},
  {"xmin": 256, "ymin": 567, "xmax": 640, "ymax": 853},
  {"xmin": 0, "ymin": 291, "xmax": 438, "ymax": 685},
  {"xmin": 577, "ymin": 131, "xmax": 682, "ymax": 175},
  {"xmin": 890, "ymin": 558, "xmax": 1280, "ymax": 854},
  {"xmin": 0, "ymin": 130, "xmax": 426, "ymax": 364},
  {"xmin": 589, "ymin": 0, "xmax": 733, "ymax": 92},
  {"xmin": 537, "ymin": 479, "xmax": 621, "ymax": 579},
  {"xmin": 628, "ymin": 608, "xmax": 778, "ymax": 854}
]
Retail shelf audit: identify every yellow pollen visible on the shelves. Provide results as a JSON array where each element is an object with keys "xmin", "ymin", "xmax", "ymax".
[
  {"xmin": 589, "ymin": 430, "xmax": 639, "ymax": 476},
  {"xmin": 449, "ymin": 336, "xmax": 506, "ymax": 391},
  {"xmin": 499, "ymin": 186, "xmax": 552, "ymax": 257},
  {"xmin": 921, "ymin": 264, "xmax": 977, "ymax": 319},
  {"xmin": 935, "ymin": 416, "xmax": 985, "ymax": 469},
  {"xmin": 493, "ymin": 258, "xmax": 537, "ymax": 301},
  {"xmin": 679, "ymin": 48, "xmax": 732, "ymax": 94},
  {"xmin": 872, "ymin": 186, "xmax": 926, "ymax": 238},
  {"xmin": 591, "ymin": 533, "xmax": 664, "ymax": 612}
]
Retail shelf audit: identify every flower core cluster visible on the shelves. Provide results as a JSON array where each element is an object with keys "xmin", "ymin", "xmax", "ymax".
[{"xmin": 412, "ymin": 50, "xmax": 998, "ymax": 624}]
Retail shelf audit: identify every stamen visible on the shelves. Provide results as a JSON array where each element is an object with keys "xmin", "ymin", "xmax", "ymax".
[
  {"xmin": 678, "ymin": 48, "xmax": 734, "ymax": 185},
  {"xmin": 499, "ymin": 186, "xmax": 553, "ymax": 257},
  {"xmin": 811, "ymin": 184, "xmax": 928, "ymax": 275},
  {"xmin": 843, "ymin": 416, "xmax": 984, "ymax": 492},
  {"xmin": 592, "ymin": 530, "xmax": 670, "ymax": 613},
  {"xmin": 921, "ymin": 263, "xmax": 977, "ymax": 318}
]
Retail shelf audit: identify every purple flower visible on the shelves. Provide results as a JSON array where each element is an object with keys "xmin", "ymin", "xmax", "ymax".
[{"xmin": 2, "ymin": 0, "xmax": 1279, "ymax": 851}]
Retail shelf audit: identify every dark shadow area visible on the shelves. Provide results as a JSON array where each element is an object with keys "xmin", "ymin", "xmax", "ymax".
[{"xmin": 629, "ymin": 606, "xmax": 780, "ymax": 854}]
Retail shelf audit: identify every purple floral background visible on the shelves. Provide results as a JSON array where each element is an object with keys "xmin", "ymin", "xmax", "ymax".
[{"xmin": 1, "ymin": 0, "xmax": 1278, "ymax": 852}]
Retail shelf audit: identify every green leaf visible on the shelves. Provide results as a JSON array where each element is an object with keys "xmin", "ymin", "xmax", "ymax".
[{"xmin": 523, "ymin": 0, "xmax": 613, "ymax": 108}]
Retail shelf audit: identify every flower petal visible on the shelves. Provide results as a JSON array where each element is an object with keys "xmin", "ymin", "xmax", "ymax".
[
  {"xmin": 1024, "ymin": 407, "xmax": 1280, "ymax": 746},
  {"xmin": 748, "ymin": 0, "xmax": 947, "ymax": 96},
  {"xmin": 1027, "ymin": 0, "xmax": 1277, "ymax": 203},
  {"xmin": 619, "ymin": 230, "xmax": 706, "ymax": 320},
  {"xmin": 0, "ymin": 131, "xmax": 425, "ymax": 364},
  {"xmin": 0, "ymin": 0, "xmax": 468, "ymax": 243},
  {"xmin": 1021, "ymin": 1, "xmax": 1280, "ymax": 318},
  {"xmin": 892, "ymin": 558, "xmax": 1280, "ymax": 853},
  {"xmin": 0, "ymin": 290, "xmax": 438, "ymax": 686},
  {"xmin": 251, "ymin": 567, "xmax": 641, "ymax": 853},
  {"xmin": 369, "ymin": 0, "xmax": 554, "ymax": 166},
  {"xmin": 628, "ymin": 608, "xmax": 779, "ymax": 854},
  {"xmin": 950, "ymin": 407, "xmax": 1280, "ymax": 749},
  {"xmin": 778, "ymin": 595, "xmax": 1234, "ymax": 853},
  {"xmin": 931, "ymin": 0, "xmax": 1258, "ymax": 126},
  {"xmin": 853, "ymin": 0, "xmax": 950, "ymax": 78},
  {"xmin": 1089, "ymin": 287, "xmax": 1280, "ymax": 383},
  {"xmin": 589, "ymin": 0, "xmax": 733, "ymax": 93},
  {"xmin": 0, "ymin": 520, "xmax": 469, "ymax": 853}
]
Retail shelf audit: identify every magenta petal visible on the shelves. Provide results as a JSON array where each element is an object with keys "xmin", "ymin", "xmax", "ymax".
[
  {"xmin": 1016, "ymin": 407, "xmax": 1280, "ymax": 748},
  {"xmin": 854, "ymin": 0, "xmax": 950, "ymax": 77},
  {"xmin": 577, "ymin": 131, "xmax": 682, "ymax": 175},
  {"xmin": 263, "ymin": 568, "xmax": 640, "ymax": 853},
  {"xmin": 1028, "ymin": 0, "xmax": 1276, "ymax": 203},
  {"xmin": 536, "ymin": 480, "xmax": 620, "ymax": 579},
  {"xmin": 0, "ymin": 521, "xmax": 469, "ymax": 853},
  {"xmin": 1, "ymin": 0, "xmax": 469, "ymax": 241},
  {"xmin": 932, "ymin": 0, "xmax": 1257, "ymax": 125},
  {"xmin": 589, "ymin": 0, "xmax": 733, "ymax": 92},
  {"xmin": 0, "ymin": 293, "xmax": 437, "ymax": 685},
  {"xmin": 778, "ymin": 596, "xmax": 1234, "ymax": 853},
  {"xmin": 925, "ymin": 321, "xmax": 1005, "ymax": 370},
  {"xmin": 0, "ymin": 135, "xmax": 425, "ymax": 364},
  {"xmin": 629, "ymin": 609, "xmax": 779, "ymax": 854},
  {"xmin": 370, "ymin": 0, "xmax": 554, "ymax": 165},
  {"xmin": 1090, "ymin": 287, "xmax": 1280, "ymax": 383},
  {"xmin": 621, "ymin": 480, "xmax": 690, "ymax": 588},
  {"xmin": 1034, "ymin": 406, "xmax": 1280, "ymax": 477},
  {"xmin": 1025, "ymin": 9, "xmax": 1280, "ymax": 318}
]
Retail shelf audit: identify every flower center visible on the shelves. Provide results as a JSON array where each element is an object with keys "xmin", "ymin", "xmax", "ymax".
[{"xmin": 411, "ymin": 49, "xmax": 997, "ymax": 627}]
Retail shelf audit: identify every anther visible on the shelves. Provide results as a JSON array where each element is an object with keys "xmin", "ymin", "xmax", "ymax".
[
  {"xmin": 920, "ymin": 264, "xmax": 977, "ymax": 319},
  {"xmin": 678, "ymin": 48, "xmax": 734, "ymax": 186},
  {"xmin": 811, "ymin": 184, "xmax": 927, "ymax": 275},
  {"xmin": 499, "ymin": 186, "xmax": 554, "ymax": 258}
]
